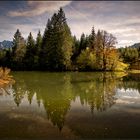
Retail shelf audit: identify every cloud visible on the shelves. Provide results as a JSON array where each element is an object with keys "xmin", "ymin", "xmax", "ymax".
[
  {"xmin": 1, "ymin": 1, "xmax": 140, "ymax": 47},
  {"xmin": 66, "ymin": 1, "xmax": 140, "ymax": 47},
  {"xmin": 8, "ymin": 1, "xmax": 71, "ymax": 17}
]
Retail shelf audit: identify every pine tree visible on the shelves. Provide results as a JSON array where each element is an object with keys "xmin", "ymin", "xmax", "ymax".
[
  {"xmin": 36, "ymin": 30, "xmax": 42, "ymax": 53},
  {"xmin": 77, "ymin": 33, "xmax": 88, "ymax": 56},
  {"xmin": 96, "ymin": 30, "xmax": 103, "ymax": 70},
  {"xmin": 35, "ymin": 30, "xmax": 42, "ymax": 69},
  {"xmin": 24, "ymin": 32, "xmax": 35, "ymax": 70},
  {"xmin": 79, "ymin": 33, "xmax": 86, "ymax": 50},
  {"xmin": 40, "ymin": 8, "xmax": 73, "ymax": 71},
  {"xmin": 88, "ymin": 26, "xmax": 96, "ymax": 50},
  {"xmin": 40, "ymin": 14, "xmax": 53, "ymax": 70},
  {"xmin": 71, "ymin": 35, "xmax": 80, "ymax": 63},
  {"xmin": 12, "ymin": 29, "xmax": 26, "ymax": 69}
]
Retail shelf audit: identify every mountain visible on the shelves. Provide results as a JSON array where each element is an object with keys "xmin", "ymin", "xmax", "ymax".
[
  {"xmin": 0, "ymin": 40, "xmax": 13, "ymax": 49},
  {"xmin": 129, "ymin": 43, "xmax": 140, "ymax": 48}
]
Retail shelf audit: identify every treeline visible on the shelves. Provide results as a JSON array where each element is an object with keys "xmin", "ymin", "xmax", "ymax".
[
  {"xmin": 0, "ymin": 8, "xmax": 127, "ymax": 71},
  {"xmin": 118, "ymin": 47, "xmax": 140, "ymax": 64}
]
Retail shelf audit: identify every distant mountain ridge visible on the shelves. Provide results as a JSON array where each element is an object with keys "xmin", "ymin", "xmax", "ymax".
[
  {"xmin": 129, "ymin": 43, "xmax": 140, "ymax": 48},
  {"xmin": 0, "ymin": 40, "xmax": 13, "ymax": 49},
  {"xmin": 0, "ymin": 40, "xmax": 140, "ymax": 50}
]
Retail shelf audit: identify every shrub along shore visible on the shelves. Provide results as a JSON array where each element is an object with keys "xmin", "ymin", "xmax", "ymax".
[{"xmin": 0, "ymin": 67, "xmax": 15, "ymax": 87}]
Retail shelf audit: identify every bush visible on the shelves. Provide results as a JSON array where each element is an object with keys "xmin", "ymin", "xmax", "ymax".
[
  {"xmin": 114, "ymin": 61, "xmax": 129, "ymax": 71},
  {"xmin": 0, "ymin": 67, "xmax": 15, "ymax": 87},
  {"xmin": 76, "ymin": 48, "xmax": 96, "ymax": 70}
]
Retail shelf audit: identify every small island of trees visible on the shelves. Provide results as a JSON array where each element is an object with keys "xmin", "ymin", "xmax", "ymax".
[{"xmin": 0, "ymin": 8, "xmax": 139, "ymax": 71}]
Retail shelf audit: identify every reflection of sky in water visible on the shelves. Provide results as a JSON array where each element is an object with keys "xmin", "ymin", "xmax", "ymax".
[{"xmin": 115, "ymin": 89, "xmax": 140, "ymax": 104}]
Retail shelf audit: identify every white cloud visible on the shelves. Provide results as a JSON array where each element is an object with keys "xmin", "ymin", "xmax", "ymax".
[
  {"xmin": 65, "ymin": 1, "xmax": 140, "ymax": 47},
  {"xmin": 1, "ymin": 1, "xmax": 140, "ymax": 47},
  {"xmin": 8, "ymin": 1, "xmax": 71, "ymax": 17}
]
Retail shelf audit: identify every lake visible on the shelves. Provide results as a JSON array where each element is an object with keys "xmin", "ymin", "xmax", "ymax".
[{"xmin": 0, "ymin": 72, "xmax": 140, "ymax": 139}]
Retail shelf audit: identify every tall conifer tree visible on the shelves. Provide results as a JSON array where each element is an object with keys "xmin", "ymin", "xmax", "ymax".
[
  {"xmin": 24, "ymin": 32, "xmax": 35, "ymax": 69},
  {"xmin": 41, "ymin": 8, "xmax": 73, "ymax": 70},
  {"xmin": 12, "ymin": 29, "xmax": 26, "ymax": 69}
]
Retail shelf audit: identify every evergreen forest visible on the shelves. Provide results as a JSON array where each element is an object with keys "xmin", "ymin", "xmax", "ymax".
[{"xmin": 0, "ymin": 8, "xmax": 139, "ymax": 71}]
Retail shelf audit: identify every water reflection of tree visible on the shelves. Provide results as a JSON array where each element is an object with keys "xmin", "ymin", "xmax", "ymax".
[
  {"xmin": 12, "ymin": 72, "xmax": 74, "ymax": 130},
  {"xmin": 35, "ymin": 74, "xmax": 74, "ymax": 130},
  {"xmin": 71, "ymin": 72, "xmax": 118, "ymax": 113},
  {"xmin": 9, "ymin": 72, "xmax": 127, "ymax": 130},
  {"xmin": 12, "ymin": 77, "xmax": 36, "ymax": 106},
  {"xmin": 118, "ymin": 73, "xmax": 140, "ymax": 93},
  {"xmin": 0, "ymin": 84, "xmax": 13, "ymax": 96}
]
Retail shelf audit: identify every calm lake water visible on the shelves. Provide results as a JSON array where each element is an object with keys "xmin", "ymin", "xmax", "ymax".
[{"xmin": 0, "ymin": 72, "xmax": 140, "ymax": 139}]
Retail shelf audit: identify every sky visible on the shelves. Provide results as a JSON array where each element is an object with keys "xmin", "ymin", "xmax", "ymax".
[{"xmin": 0, "ymin": 1, "xmax": 140, "ymax": 47}]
